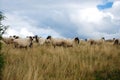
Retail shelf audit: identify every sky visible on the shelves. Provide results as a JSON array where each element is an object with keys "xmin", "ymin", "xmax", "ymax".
[{"xmin": 0, "ymin": 0, "xmax": 120, "ymax": 39}]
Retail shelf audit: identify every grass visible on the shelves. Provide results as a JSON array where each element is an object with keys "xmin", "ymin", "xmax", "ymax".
[{"xmin": 1, "ymin": 42, "xmax": 120, "ymax": 80}]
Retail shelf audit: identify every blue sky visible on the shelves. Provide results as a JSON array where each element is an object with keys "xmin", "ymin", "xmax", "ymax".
[
  {"xmin": 0, "ymin": 0, "xmax": 120, "ymax": 39},
  {"xmin": 97, "ymin": 1, "xmax": 113, "ymax": 10}
]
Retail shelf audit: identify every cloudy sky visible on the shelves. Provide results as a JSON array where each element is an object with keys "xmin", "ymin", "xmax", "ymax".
[{"xmin": 0, "ymin": 0, "xmax": 120, "ymax": 39}]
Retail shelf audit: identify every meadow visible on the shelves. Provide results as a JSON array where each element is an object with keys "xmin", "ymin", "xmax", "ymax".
[{"xmin": 1, "ymin": 42, "xmax": 120, "ymax": 80}]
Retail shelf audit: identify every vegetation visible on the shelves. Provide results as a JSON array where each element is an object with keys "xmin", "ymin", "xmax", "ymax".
[
  {"xmin": 0, "ymin": 11, "xmax": 8, "ymax": 38},
  {"xmin": 1, "ymin": 42, "xmax": 120, "ymax": 80},
  {"xmin": 0, "ymin": 11, "xmax": 7, "ymax": 80}
]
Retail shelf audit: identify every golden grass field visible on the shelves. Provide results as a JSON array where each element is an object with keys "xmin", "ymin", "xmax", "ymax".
[{"xmin": 1, "ymin": 42, "xmax": 120, "ymax": 80}]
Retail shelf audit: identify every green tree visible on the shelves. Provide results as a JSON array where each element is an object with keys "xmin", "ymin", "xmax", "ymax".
[{"xmin": 0, "ymin": 11, "xmax": 7, "ymax": 40}]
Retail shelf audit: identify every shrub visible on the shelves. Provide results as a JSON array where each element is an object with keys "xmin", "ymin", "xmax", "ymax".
[{"xmin": 0, "ymin": 11, "xmax": 7, "ymax": 80}]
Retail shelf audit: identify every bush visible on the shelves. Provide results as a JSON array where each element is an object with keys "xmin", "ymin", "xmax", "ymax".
[
  {"xmin": 0, "ymin": 40, "xmax": 5, "ymax": 80},
  {"xmin": 0, "ymin": 11, "xmax": 7, "ymax": 80},
  {"xmin": 0, "ymin": 53, "xmax": 5, "ymax": 79}
]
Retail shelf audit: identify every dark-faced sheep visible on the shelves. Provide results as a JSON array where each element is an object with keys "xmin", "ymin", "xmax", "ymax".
[
  {"xmin": 105, "ymin": 38, "xmax": 115, "ymax": 43},
  {"xmin": 45, "ymin": 36, "xmax": 79, "ymax": 48},
  {"xmin": 113, "ymin": 39, "xmax": 120, "ymax": 45},
  {"xmin": 88, "ymin": 37, "xmax": 105, "ymax": 45},
  {"xmin": 62, "ymin": 37, "xmax": 79, "ymax": 47},
  {"xmin": 33, "ymin": 35, "xmax": 46, "ymax": 45},
  {"xmin": 13, "ymin": 36, "xmax": 33, "ymax": 49},
  {"xmin": 45, "ymin": 36, "xmax": 65, "ymax": 48},
  {"xmin": 2, "ymin": 36, "xmax": 14, "ymax": 45}
]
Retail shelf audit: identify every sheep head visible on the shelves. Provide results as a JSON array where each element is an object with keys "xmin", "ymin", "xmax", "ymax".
[
  {"xmin": 33, "ymin": 35, "xmax": 39, "ymax": 43},
  {"xmin": 46, "ymin": 36, "xmax": 52, "ymax": 40},
  {"xmin": 74, "ymin": 37, "xmax": 79, "ymax": 44}
]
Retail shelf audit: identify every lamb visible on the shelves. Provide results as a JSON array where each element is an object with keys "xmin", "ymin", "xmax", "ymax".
[{"xmin": 13, "ymin": 36, "xmax": 33, "ymax": 48}]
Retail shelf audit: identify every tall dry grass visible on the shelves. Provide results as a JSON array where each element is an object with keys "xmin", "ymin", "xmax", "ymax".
[{"xmin": 1, "ymin": 42, "xmax": 120, "ymax": 80}]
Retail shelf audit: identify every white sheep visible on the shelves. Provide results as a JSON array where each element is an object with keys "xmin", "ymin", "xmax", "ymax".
[
  {"xmin": 45, "ymin": 36, "xmax": 79, "ymax": 48},
  {"xmin": 2, "ymin": 36, "xmax": 14, "ymax": 45},
  {"xmin": 88, "ymin": 37, "xmax": 105, "ymax": 45},
  {"xmin": 32, "ymin": 35, "xmax": 46, "ymax": 46},
  {"xmin": 13, "ymin": 37, "xmax": 33, "ymax": 48},
  {"xmin": 45, "ymin": 36, "xmax": 66, "ymax": 48},
  {"xmin": 105, "ymin": 38, "xmax": 115, "ymax": 43},
  {"xmin": 62, "ymin": 37, "xmax": 79, "ymax": 47},
  {"xmin": 38, "ymin": 37, "xmax": 46, "ymax": 45}
]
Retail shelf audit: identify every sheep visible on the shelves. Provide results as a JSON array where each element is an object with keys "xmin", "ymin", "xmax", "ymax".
[
  {"xmin": 113, "ymin": 39, "xmax": 120, "ymax": 45},
  {"xmin": 88, "ymin": 37, "xmax": 105, "ymax": 45},
  {"xmin": 13, "ymin": 36, "xmax": 33, "ymax": 49},
  {"xmin": 13, "ymin": 35, "xmax": 19, "ymax": 39},
  {"xmin": 78, "ymin": 39, "xmax": 86, "ymax": 45},
  {"xmin": 32, "ymin": 35, "xmax": 46, "ymax": 46},
  {"xmin": 45, "ymin": 36, "xmax": 79, "ymax": 48},
  {"xmin": 33, "ymin": 35, "xmax": 39, "ymax": 43},
  {"xmin": 2, "ymin": 36, "xmax": 14, "ymax": 45},
  {"xmin": 62, "ymin": 37, "xmax": 79, "ymax": 47},
  {"xmin": 45, "ymin": 36, "xmax": 65, "ymax": 48},
  {"xmin": 105, "ymin": 38, "xmax": 115, "ymax": 43},
  {"xmin": 38, "ymin": 37, "xmax": 46, "ymax": 45}
]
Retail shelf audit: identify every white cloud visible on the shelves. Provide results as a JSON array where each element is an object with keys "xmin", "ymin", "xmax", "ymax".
[
  {"xmin": 69, "ymin": 3, "xmax": 120, "ymax": 39},
  {"xmin": 3, "ymin": 12, "xmax": 62, "ymax": 38},
  {"xmin": 70, "ymin": 8, "xmax": 105, "ymax": 24},
  {"xmin": 1, "ymin": 0, "xmax": 120, "ymax": 39},
  {"xmin": 106, "ymin": 1, "xmax": 120, "ymax": 19}
]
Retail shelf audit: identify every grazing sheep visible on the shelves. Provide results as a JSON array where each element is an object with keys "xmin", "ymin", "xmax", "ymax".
[
  {"xmin": 32, "ymin": 35, "xmax": 46, "ymax": 45},
  {"xmin": 2, "ymin": 36, "xmax": 14, "ymax": 44},
  {"xmin": 62, "ymin": 37, "xmax": 79, "ymax": 47},
  {"xmin": 38, "ymin": 37, "xmax": 46, "ymax": 45},
  {"xmin": 13, "ymin": 36, "xmax": 33, "ymax": 48},
  {"xmin": 45, "ymin": 36, "xmax": 65, "ymax": 48},
  {"xmin": 105, "ymin": 38, "xmax": 115, "ymax": 43},
  {"xmin": 45, "ymin": 36, "xmax": 79, "ymax": 48},
  {"xmin": 88, "ymin": 39, "xmax": 96, "ymax": 45},
  {"xmin": 113, "ymin": 39, "xmax": 120, "ymax": 45},
  {"xmin": 13, "ymin": 35, "xmax": 19, "ymax": 39},
  {"xmin": 88, "ymin": 37, "xmax": 105, "ymax": 45},
  {"xmin": 78, "ymin": 39, "xmax": 86, "ymax": 44},
  {"xmin": 33, "ymin": 35, "xmax": 39, "ymax": 43}
]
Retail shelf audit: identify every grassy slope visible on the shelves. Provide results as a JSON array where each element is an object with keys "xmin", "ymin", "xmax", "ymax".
[{"xmin": 1, "ymin": 42, "xmax": 120, "ymax": 80}]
